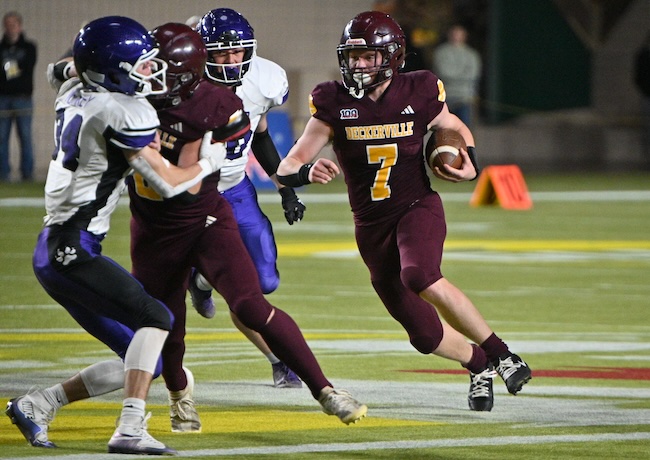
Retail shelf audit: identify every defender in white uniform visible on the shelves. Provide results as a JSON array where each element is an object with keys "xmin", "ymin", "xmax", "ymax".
[
  {"xmin": 192, "ymin": 8, "xmax": 304, "ymax": 389},
  {"xmin": 6, "ymin": 16, "xmax": 225, "ymax": 455}
]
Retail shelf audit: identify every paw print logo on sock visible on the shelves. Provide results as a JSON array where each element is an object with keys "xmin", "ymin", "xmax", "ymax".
[{"xmin": 55, "ymin": 246, "xmax": 77, "ymax": 266}]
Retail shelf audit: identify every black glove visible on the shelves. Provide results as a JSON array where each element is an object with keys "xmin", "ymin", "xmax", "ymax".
[{"xmin": 279, "ymin": 187, "xmax": 306, "ymax": 225}]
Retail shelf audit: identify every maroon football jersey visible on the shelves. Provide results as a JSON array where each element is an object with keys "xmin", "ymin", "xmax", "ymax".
[
  {"xmin": 127, "ymin": 80, "xmax": 243, "ymax": 224},
  {"xmin": 310, "ymin": 70, "xmax": 444, "ymax": 226}
]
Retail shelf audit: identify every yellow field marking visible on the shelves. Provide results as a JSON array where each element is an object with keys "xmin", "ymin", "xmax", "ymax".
[
  {"xmin": 0, "ymin": 333, "xmax": 98, "ymax": 342},
  {"xmin": 0, "ymin": 400, "xmax": 436, "ymax": 445},
  {"xmin": 278, "ymin": 241, "xmax": 358, "ymax": 256},
  {"xmin": 0, "ymin": 331, "xmax": 404, "ymax": 343},
  {"xmin": 187, "ymin": 332, "xmax": 404, "ymax": 342},
  {"xmin": 196, "ymin": 409, "xmax": 435, "ymax": 433},
  {"xmin": 277, "ymin": 240, "xmax": 650, "ymax": 256},
  {"xmin": 0, "ymin": 331, "xmax": 264, "ymax": 343}
]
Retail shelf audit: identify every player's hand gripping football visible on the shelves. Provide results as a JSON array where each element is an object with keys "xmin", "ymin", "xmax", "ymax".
[
  {"xmin": 431, "ymin": 147, "xmax": 477, "ymax": 183},
  {"xmin": 279, "ymin": 187, "xmax": 306, "ymax": 225},
  {"xmin": 199, "ymin": 131, "xmax": 227, "ymax": 172}
]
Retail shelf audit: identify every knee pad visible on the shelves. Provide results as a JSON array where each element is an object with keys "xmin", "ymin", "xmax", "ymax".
[
  {"xmin": 124, "ymin": 327, "xmax": 169, "ymax": 374},
  {"xmin": 79, "ymin": 359, "xmax": 125, "ymax": 397},
  {"xmin": 400, "ymin": 265, "xmax": 430, "ymax": 294}
]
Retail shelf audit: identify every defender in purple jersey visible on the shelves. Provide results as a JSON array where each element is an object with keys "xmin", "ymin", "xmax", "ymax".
[
  {"xmin": 4, "ymin": 17, "xmax": 227, "ymax": 455},
  {"xmin": 278, "ymin": 11, "xmax": 531, "ymax": 413},
  {"xmin": 189, "ymin": 8, "xmax": 304, "ymax": 390},
  {"xmin": 9, "ymin": 24, "xmax": 366, "ymax": 443}
]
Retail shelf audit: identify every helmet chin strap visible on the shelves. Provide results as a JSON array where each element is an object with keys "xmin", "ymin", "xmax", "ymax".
[
  {"xmin": 348, "ymin": 86, "xmax": 365, "ymax": 99},
  {"xmin": 348, "ymin": 72, "xmax": 371, "ymax": 98}
]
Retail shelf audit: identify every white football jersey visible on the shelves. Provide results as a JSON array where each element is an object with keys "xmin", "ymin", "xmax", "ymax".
[
  {"xmin": 218, "ymin": 56, "xmax": 289, "ymax": 191},
  {"xmin": 43, "ymin": 79, "xmax": 159, "ymax": 235}
]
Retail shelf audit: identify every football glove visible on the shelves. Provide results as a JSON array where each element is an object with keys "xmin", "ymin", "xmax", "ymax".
[{"xmin": 279, "ymin": 187, "xmax": 306, "ymax": 225}]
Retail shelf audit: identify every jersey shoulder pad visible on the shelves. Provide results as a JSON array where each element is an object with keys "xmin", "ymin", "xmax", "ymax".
[
  {"xmin": 242, "ymin": 56, "xmax": 288, "ymax": 107},
  {"xmin": 102, "ymin": 94, "xmax": 159, "ymax": 150},
  {"xmin": 309, "ymin": 80, "xmax": 339, "ymax": 116},
  {"xmin": 56, "ymin": 78, "xmax": 82, "ymax": 101}
]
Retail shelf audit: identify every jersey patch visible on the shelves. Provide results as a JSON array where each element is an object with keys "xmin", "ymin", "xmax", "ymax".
[{"xmin": 340, "ymin": 108, "xmax": 359, "ymax": 120}]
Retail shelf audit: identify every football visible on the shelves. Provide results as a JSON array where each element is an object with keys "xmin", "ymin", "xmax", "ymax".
[{"xmin": 425, "ymin": 128, "xmax": 466, "ymax": 170}]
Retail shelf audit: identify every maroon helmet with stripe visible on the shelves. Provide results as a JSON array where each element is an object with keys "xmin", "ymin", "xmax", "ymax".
[{"xmin": 337, "ymin": 11, "xmax": 406, "ymax": 96}]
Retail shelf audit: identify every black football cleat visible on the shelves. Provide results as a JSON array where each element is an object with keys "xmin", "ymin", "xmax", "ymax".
[
  {"xmin": 468, "ymin": 365, "xmax": 497, "ymax": 411},
  {"xmin": 494, "ymin": 353, "xmax": 532, "ymax": 395}
]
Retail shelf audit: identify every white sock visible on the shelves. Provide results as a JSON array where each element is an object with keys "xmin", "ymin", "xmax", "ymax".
[
  {"xmin": 119, "ymin": 397, "xmax": 146, "ymax": 429},
  {"xmin": 266, "ymin": 353, "xmax": 280, "ymax": 364},
  {"xmin": 41, "ymin": 384, "xmax": 68, "ymax": 410},
  {"xmin": 195, "ymin": 273, "xmax": 213, "ymax": 291}
]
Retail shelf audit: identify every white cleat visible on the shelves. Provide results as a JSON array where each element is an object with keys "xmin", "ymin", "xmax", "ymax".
[
  {"xmin": 169, "ymin": 367, "xmax": 201, "ymax": 433},
  {"xmin": 5, "ymin": 394, "xmax": 57, "ymax": 448},
  {"xmin": 318, "ymin": 387, "xmax": 367, "ymax": 425},
  {"xmin": 108, "ymin": 413, "xmax": 176, "ymax": 455}
]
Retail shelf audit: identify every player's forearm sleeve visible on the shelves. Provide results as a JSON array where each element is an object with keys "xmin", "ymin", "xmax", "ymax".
[{"xmin": 251, "ymin": 129, "xmax": 281, "ymax": 177}]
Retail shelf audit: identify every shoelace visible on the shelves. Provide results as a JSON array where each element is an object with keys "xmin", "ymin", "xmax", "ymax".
[
  {"xmin": 325, "ymin": 389, "xmax": 360, "ymax": 411},
  {"xmin": 496, "ymin": 357, "xmax": 525, "ymax": 380},
  {"xmin": 469, "ymin": 369, "xmax": 496, "ymax": 398},
  {"xmin": 171, "ymin": 397, "xmax": 196, "ymax": 419},
  {"xmin": 138, "ymin": 413, "xmax": 163, "ymax": 444},
  {"xmin": 273, "ymin": 364, "xmax": 290, "ymax": 381},
  {"xmin": 115, "ymin": 412, "xmax": 152, "ymax": 435},
  {"xmin": 41, "ymin": 407, "xmax": 55, "ymax": 427}
]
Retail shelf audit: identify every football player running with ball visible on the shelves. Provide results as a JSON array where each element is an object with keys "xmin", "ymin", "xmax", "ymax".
[{"xmin": 277, "ymin": 11, "xmax": 532, "ymax": 412}]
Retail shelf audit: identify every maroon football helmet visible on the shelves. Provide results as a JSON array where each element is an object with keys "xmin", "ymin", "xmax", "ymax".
[
  {"xmin": 149, "ymin": 23, "xmax": 208, "ymax": 109},
  {"xmin": 337, "ymin": 11, "xmax": 406, "ymax": 96}
]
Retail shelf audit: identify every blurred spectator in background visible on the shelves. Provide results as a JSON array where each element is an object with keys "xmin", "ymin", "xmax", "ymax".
[
  {"xmin": 0, "ymin": 11, "xmax": 36, "ymax": 182},
  {"xmin": 634, "ymin": 32, "xmax": 650, "ymax": 169},
  {"xmin": 433, "ymin": 24, "xmax": 480, "ymax": 127}
]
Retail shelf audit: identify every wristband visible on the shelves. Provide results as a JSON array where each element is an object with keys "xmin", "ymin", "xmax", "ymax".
[
  {"xmin": 467, "ymin": 146, "xmax": 480, "ymax": 180},
  {"xmin": 277, "ymin": 163, "xmax": 313, "ymax": 187}
]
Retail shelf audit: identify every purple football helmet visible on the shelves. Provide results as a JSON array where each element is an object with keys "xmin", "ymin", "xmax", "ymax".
[
  {"xmin": 73, "ymin": 16, "xmax": 167, "ymax": 96},
  {"xmin": 197, "ymin": 8, "xmax": 257, "ymax": 86},
  {"xmin": 337, "ymin": 11, "xmax": 406, "ymax": 96}
]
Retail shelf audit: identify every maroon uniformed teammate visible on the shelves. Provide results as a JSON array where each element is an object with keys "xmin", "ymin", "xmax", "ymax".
[
  {"xmin": 278, "ymin": 11, "xmax": 532, "ymax": 412},
  {"xmin": 128, "ymin": 23, "xmax": 367, "ymax": 430}
]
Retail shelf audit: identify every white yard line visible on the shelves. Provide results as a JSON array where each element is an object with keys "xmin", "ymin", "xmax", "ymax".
[
  {"xmin": 3, "ymin": 190, "xmax": 650, "ymax": 208},
  {"xmin": 6, "ymin": 432, "xmax": 650, "ymax": 459}
]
